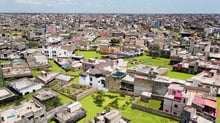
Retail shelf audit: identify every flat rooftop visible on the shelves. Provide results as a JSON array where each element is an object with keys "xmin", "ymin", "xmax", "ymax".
[
  {"xmin": 55, "ymin": 74, "xmax": 72, "ymax": 82},
  {"xmin": 104, "ymin": 109, "xmax": 120, "ymax": 120},
  {"xmin": 34, "ymin": 89, "xmax": 57, "ymax": 101},
  {"xmin": 0, "ymin": 99, "xmax": 44, "ymax": 123},
  {"xmin": 37, "ymin": 72, "xmax": 60, "ymax": 83},
  {"xmin": 56, "ymin": 107, "xmax": 85, "ymax": 122},
  {"xmin": 8, "ymin": 78, "xmax": 39, "ymax": 91},
  {"xmin": 127, "ymin": 64, "xmax": 168, "ymax": 75},
  {"xmin": 122, "ymin": 74, "xmax": 135, "ymax": 83},
  {"xmin": 2, "ymin": 67, "xmax": 32, "ymax": 78},
  {"xmin": 195, "ymin": 116, "xmax": 213, "ymax": 123},
  {"xmin": 0, "ymin": 88, "xmax": 15, "ymax": 101},
  {"xmin": 191, "ymin": 71, "xmax": 220, "ymax": 86}
]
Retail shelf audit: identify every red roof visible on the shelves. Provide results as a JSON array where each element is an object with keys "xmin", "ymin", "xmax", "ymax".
[
  {"xmin": 204, "ymin": 99, "xmax": 217, "ymax": 109},
  {"xmin": 174, "ymin": 93, "xmax": 182, "ymax": 100},
  {"xmin": 193, "ymin": 96, "xmax": 204, "ymax": 108}
]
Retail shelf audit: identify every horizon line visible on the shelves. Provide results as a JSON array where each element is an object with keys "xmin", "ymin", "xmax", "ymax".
[{"xmin": 0, "ymin": 12, "xmax": 220, "ymax": 15}]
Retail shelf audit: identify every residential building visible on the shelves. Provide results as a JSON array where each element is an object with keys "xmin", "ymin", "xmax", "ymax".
[
  {"xmin": 55, "ymin": 102, "xmax": 86, "ymax": 123},
  {"xmin": 163, "ymin": 84, "xmax": 190, "ymax": 116},
  {"xmin": 0, "ymin": 98, "xmax": 47, "ymax": 123},
  {"xmin": 0, "ymin": 87, "xmax": 15, "ymax": 104},
  {"xmin": 36, "ymin": 71, "xmax": 60, "ymax": 84},
  {"xmin": 80, "ymin": 68, "xmax": 110, "ymax": 91},
  {"xmin": 7, "ymin": 78, "xmax": 43, "ymax": 96},
  {"xmin": 94, "ymin": 109, "xmax": 130, "ymax": 123},
  {"xmin": 34, "ymin": 89, "xmax": 58, "ymax": 102},
  {"xmin": 41, "ymin": 44, "xmax": 75, "ymax": 59},
  {"xmin": 1, "ymin": 60, "xmax": 32, "ymax": 79}
]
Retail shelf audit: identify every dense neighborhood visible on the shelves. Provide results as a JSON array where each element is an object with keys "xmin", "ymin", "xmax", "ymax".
[{"xmin": 0, "ymin": 13, "xmax": 219, "ymax": 123}]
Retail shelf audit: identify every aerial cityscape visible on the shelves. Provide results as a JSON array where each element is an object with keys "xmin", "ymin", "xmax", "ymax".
[{"xmin": 0, "ymin": 0, "xmax": 219, "ymax": 123}]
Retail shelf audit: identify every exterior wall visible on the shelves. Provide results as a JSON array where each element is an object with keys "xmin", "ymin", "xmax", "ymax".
[
  {"xmin": 42, "ymin": 46, "xmax": 73, "ymax": 59},
  {"xmin": 163, "ymin": 98, "xmax": 186, "ymax": 116},
  {"xmin": 20, "ymin": 83, "xmax": 43, "ymax": 95},
  {"xmin": 107, "ymin": 76, "xmax": 121, "ymax": 92},
  {"xmin": 134, "ymin": 78, "xmax": 153, "ymax": 96},
  {"xmin": 132, "ymin": 97, "xmax": 181, "ymax": 121},
  {"xmin": 99, "ymin": 46, "xmax": 122, "ymax": 54},
  {"xmin": 79, "ymin": 74, "xmax": 108, "ymax": 91},
  {"xmin": 171, "ymin": 101, "xmax": 186, "ymax": 116},
  {"xmin": 90, "ymin": 75, "xmax": 107, "ymax": 91},
  {"xmin": 0, "ymin": 53, "xmax": 18, "ymax": 60},
  {"xmin": 79, "ymin": 75, "xmax": 90, "ymax": 85},
  {"xmin": 163, "ymin": 98, "xmax": 172, "ymax": 113}
]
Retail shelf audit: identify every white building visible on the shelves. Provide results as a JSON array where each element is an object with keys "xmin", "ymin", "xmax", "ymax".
[
  {"xmin": 47, "ymin": 36, "xmax": 63, "ymax": 43},
  {"xmin": 80, "ymin": 68, "xmax": 109, "ymax": 91},
  {"xmin": 7, "ymin": 78, "xmax": 43, "ymax": 96},
  {"xmin": 41, "ymin": 45, "xmax": 75, "ymax": 59}
]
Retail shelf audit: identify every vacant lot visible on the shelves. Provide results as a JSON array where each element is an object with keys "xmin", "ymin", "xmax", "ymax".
[
  {"xmin": 75, "ymin": 51, "xmax": 102, "ymax": 60},
  {"xmin": 126, "ymin": 55, "xmax": 194, "ymax": 80},
  {"xmin": 78, "ymin": 92, "xmax": 177, "ymax": 123}
]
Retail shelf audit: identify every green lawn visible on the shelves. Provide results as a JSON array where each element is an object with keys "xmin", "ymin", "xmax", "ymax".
[
  {"xmin": 217, "ymin": 97, "xmax": 220, "ymax": 123},
  {"xmin": 138, "ymin": 99, "xmax": 161, "ymax": 110},
  {"xmin": 0, "ymin": 62, "xmax": 4, "ymax": 87},
  {"xmin": 75, "ymin": 51, "xmax": 102, "ymax": 60},
  {"xmin": 126, "ymin": 55, "xmax": 194, "ymax": 80},
  {"xmin": 32, "ymin": 69, "xmax": 42, "ymax": 77},
  {"xmin": 0, "ymin": 60, "xmax": 11, "ymax": 87},
  {"xmin": 58, "ymin": 93, "xmax": 75, "ymax": 104},
  {"xmin": 49, "ymin": 60, "xmax": 66, "ymax": 72},
  {"xmin": 48, "ymin": 60, "xmax": 82, "ymax": 84},
  {"xmin": 78, "ymin": 92, "xmax": 177, "ymax": 123}
]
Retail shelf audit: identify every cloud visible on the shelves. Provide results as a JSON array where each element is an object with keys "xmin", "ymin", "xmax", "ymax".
[{"xmin": 15, "ymin": 0, "xmax": 71, "ymax": 6}]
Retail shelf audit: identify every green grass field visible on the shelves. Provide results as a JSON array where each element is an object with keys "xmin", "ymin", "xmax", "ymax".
[
  {"xmin": 78, "ymin": 92, "xmax": 177, "ymax": 123},
  {"xmin": 138, "ymin": 99, "xmax": 161, "ymax": 110},
  {"xmin": 48, "ymin": 60, "xmax": 82, "ymax": 83},
  {"xmin": 75, "ymin": 51, "xmax": 102, "ymax": 60},
  {"xmin": 126, "ymin": 55, "xmax": 194, "ymax": 80},
  {"xmin": 58, "ymin": 93, "xmax": 75, "ymax": 104},
  {"xmin": 49, "ymin": 60, "xmax": 66, "ymax": 72}
]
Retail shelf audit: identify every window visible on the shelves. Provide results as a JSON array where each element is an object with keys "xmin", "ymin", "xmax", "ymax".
[
  {"xmin": 165, "ymin": 110, "xmax": 169, "ymax": 112},
  {"xmin": 27, "ymin": 115, "xmax": 34, "ymax": 120},
  {"xmin": 40, "ymin": 114, "xmax": 45, "ymax": 118},
  {"xmin": 90, "ymin": 77, "xmax": 92, "ymax": 81},
  {"xmin": 173, "ymin": 112, "xmax": 177, "ymax": 115},
  {"xmin": 174, "ymin": 104, "xmax": 178, "ymax": 108},
  {"xmin": 183, "ymin": 98, "xmax": 186, "ymax": 103}
]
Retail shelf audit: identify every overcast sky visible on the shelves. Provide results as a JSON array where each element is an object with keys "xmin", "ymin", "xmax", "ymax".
[{"xmin": 0, "ymin": 0, "xmax": 220, "ymax": 13}]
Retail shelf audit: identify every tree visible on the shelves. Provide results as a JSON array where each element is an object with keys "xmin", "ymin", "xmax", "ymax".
[
  {"xmin": 149, "ymin": 43, "xmax": 161, "ymax": 58},
  {"xmin": 94, "ymin": 91, "xmax": 105, "ymax": 106},
  {"xmin": 110, "ymin": 38, "xmax": 120, "ymax": 46}
]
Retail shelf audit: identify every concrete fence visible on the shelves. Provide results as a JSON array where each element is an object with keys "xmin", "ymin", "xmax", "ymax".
[
  {"xmin": 73, "ymin": 86, "xmax": 98, "ymax": 101},
  {"xmin": 183, "ymin": 86, "xmax": 210, "ymax": 93},
  {"xmin": 132, "ymin": 97, "xmax": 180, "ymax": 121},
  {"xmin": 151, "ymin": 94, "xmax": 164, "ymax": 100}
]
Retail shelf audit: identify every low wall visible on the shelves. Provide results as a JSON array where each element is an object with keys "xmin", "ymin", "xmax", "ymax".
[
  {"xmin": 132, "ymin": 97, "xmax": 180, "ymax": 121},
  {"xmin": 74, "ymin": 86, "xmax": 98, "ymax": 101},
  {"xmin": 183, "ymin": 85, "xmax": 210, "ymax": 93},
  {"xmin": 151, "ymin": 94, "xmax": 164, "ymax": 100}
]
